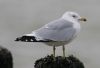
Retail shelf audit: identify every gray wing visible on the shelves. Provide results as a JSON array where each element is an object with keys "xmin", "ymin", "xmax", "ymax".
[{"xmin": 34, "ymin": 19, "xmax": 76, "ymax": 41}]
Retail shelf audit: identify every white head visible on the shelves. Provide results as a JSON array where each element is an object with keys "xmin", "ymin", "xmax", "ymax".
[{"xmin": 62, "ymin": 11, "xmax": 87, "ymax": 22}]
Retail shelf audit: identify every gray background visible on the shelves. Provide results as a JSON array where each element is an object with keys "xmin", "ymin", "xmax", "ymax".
[{"xmin": 0, "ymin": 0, "xmax": 100, "ymax": 68}]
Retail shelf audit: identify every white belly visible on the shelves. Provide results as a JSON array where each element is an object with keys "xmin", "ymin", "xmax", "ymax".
[
  {"xmin": 43, "ymin": 39, "xmax": 74, "ymax": 47},
  {"xmin": 44, "ymin": 41, "xmax": 67, "ymax": 47}
]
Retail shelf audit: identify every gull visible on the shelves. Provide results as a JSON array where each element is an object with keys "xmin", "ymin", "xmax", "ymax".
[{"xmin": 15, "ymin": 11, "xmax": 87, "ymax": 59}]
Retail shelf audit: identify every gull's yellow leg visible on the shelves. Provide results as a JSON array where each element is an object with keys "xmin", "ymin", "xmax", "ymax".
[
  {"xmin": 62, "ymin": 45, "xmax": 65, "ymax": 58},
  {"xmin": 53, "ymin": 45, "xmax": 56, "ymax": 60}
]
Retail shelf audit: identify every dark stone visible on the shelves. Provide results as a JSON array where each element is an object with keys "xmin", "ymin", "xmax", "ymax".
[
  {"xmin": 34, "ymin": 55, "xmax": 84, "ymax": 68},
  {"xmin": 0, "ymin": 46, "xmax": 13, "ymax": 68}
]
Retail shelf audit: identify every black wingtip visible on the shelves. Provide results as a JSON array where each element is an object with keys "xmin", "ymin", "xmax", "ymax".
[
  {"xmin": 15, "ymin": 36, "xmax": 53, "ymax": 42},
  {"xmin": 15, "ymin": 36, "xmax": 33, "ymax": 42},
  {"xmin": 15, "ymin": 36, "xmax": 39, "ymax": 42},
  {"xmin": 15, "ymin": 37, "xmax": 21, "ymax": 41}
]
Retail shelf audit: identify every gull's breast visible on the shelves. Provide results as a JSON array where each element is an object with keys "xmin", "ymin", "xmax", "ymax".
[{"xmin": 73, "ymin": 22, "xmax": 81, "ymax": 37}]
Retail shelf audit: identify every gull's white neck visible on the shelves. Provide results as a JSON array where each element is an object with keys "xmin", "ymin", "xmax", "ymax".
[
  {"xmin": 61, "ymin": 15, "xmax": 81, "ymax": 32},
  {"xmin": 62, "ymin": 15, "xmax": 77, "ymax": 23}
]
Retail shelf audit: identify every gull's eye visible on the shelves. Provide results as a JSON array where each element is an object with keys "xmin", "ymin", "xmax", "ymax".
[{"xmin": 72, "ymin": 15, "xmax": 77, "ymax": 18}]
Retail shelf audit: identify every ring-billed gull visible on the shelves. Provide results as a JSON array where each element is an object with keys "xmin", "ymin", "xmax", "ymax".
[{"xmin": 15, "ymin": 11, "xmax": 87, "ymax": 59}]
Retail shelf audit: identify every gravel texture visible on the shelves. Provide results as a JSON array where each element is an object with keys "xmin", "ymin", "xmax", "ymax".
[{"xmin": 34, "ymin": 55, "xmax": 84, "ymax": 68}]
